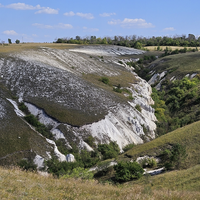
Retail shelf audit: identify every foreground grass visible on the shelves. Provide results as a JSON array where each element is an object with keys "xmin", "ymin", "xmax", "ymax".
[
  {"xmin": 131, "ymin": 164, "xmax": 200, "ymax": 192},
  {"xmin": 0, "ymin": 167, "xmax": 200, "ymax": 200}
]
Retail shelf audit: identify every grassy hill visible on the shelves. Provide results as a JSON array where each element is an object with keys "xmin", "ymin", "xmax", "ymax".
[
  {"xmin": 119, "ymin": 120, "xmax": 200, "ymax": 169},
  {"xmin": 148, "ymin": 51, "xmax": 200, "ymax": 80}
]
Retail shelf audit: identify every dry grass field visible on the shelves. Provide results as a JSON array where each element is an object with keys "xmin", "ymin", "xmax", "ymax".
[
  {"xmin": 0, "ymin": 43, "xmax": 79, "ymax": 53},
  {"xmin": 1, "ymin": 167, "xmax": 200, "ymax": 200},
  {"xmin": 145, "ymin": 46, "xmax": 200, "ymax": 51}
]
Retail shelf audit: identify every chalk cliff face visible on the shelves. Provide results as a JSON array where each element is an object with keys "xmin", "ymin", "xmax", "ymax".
[{"xmin": 0, "ymin": 45, "xmax": 157, "ymax": 164}]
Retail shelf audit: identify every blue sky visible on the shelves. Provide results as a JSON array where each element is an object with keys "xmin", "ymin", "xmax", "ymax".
[{"xmin": 0, "ymin": 0, "xmax": 200, "ymax": 43}]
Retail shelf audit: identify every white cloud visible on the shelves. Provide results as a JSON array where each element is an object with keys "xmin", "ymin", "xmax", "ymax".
[
  {"xmin": 108, "ymin": 18, "xmax": 154, "ymax": 28},
  {"xmin": 5, "ymin": 3, "xmax": 39, "ymax": 10},
  {"xmin": 100, "ymin": 13, "xmax": 116, "ymax": 17},
  {"xmin": 76, "ymin": 12, "xmax": 94, "ymax": 19},
  {"xmin": 83, "ymin": 27, "xmax": 99, "ymax": 32},
  {"xmin": 32, "ymin": 23, "xmax": 73, "ymax": 29},
  {"xmin": 3, "ymin": 30, "xmax": 18, "ymax": 35},
  {"xmin": 163, "ymin": 27, "xmax": 175, "ymax": 31},
  {"xmin": 32, "ymin": 23, "xmax": 54, "ymax": 29},
  {"xmin": 64, "ymin": 11, "xmax": 94, "ymax": 19},
  {"xmin": 56, "ymin": 23, "xmax": 73, "ymax": 29},
  {"xmin": 1, "ymin": 3, "xmax": 58, "ymax": 14},
  {"xmin": 64, "ymin": 11, "xmax": 75, "ymax": 16},
  {"xmin": 35, "ymin": 7, "xmax": 58, "ymax": 14},
  {"xmin": 32, "ymin": 34, "xmax": 38, "ymax": 37}
]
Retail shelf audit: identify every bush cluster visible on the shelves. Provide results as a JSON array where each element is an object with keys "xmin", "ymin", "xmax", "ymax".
[
  {"xmin": 162, "ymin": 143, "xmax": 187, "ymax": 170},
  {"xmin": 18, "ymin": 159, "xmax": 37, "ymax": 171},
  {"xmin": 98, "ymin": 141, "xmax": 120, "ymax": 160},
  {"xmin": 99, "ymin": 77, "xmax": 109, "ymax": 84},
  {"xmin": 162, "ymin": 46, "xmax": 198, "ymax": 57},
  {"xmin": 24, "ymin": 114, "xmax": 53, "ymax": 139},
  {"xmin": 114, "ymin": 161, "xmax": 144, "ymax": 182}
]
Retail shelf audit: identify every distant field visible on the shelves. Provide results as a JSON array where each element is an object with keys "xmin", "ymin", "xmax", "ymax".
[
  {"xmin": 145, "ymin": 46, "xmax": 200, "ymax": 51},
  {"xmin": 0, "ymin": 43, "xmax": 79, "ymax": 53}
]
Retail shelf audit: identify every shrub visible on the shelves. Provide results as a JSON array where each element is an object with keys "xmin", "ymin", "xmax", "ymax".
[
  {"xmin": 18, "ymin": 159, "xmax": 37, "ymax": 171},
  {"xmin": 24, "ymin": 114, "xmax": 39, "ymax": 127},
  {"xmin": 84, "ymin": 135, "xmax": 96, "ymax": 148},
  {"xmin": 162, "ymin": 143, "xmax": 187, "ymax": 170},
  {"xmin": 18, "ymin": 102, "xmax": 30, "ymax": 115},
  {"xmin": 113, "ymin": 84, "xmax": 122, "ymax": 93},
  {"xmin": 61, "ymin": 167, "xmax": 93, "ymax": 180},
  {"xmin": 114, "ymin": 161, "xmax": 144, "ymax": 182},
  {"xmin": 123, "ymin": 143, "xmax": 135, "ymax": 152},
  {"xmin": 135, "ymin": 104, "xmax": 142, "ymax": 112},
  {"xmin": 147, "ymin": 158, "xmax": 157, "ymax": 168},
  {"xmin": 24, "ymin": 114, "xmax": 53, "ymax": 139},
  {"xmin": 98, "ymin": 141, "xmax": 120, "ymax": 160},
  {"xmin": 45, "ymin": 157, "xmax": 82, "ymax": 177},
  {"xmin": 99, "ymin": 77, "xmax": 109, "ymax": 84}
]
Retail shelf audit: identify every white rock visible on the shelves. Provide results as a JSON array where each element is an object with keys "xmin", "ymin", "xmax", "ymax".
[
  {"xmin": 191, "ymin": 73, "xmax": 197, "ymax": 79},
  {"xmin": 46, "ymin": 139, "xmax": 66, "ymax": 162},
  {"xmin": 34, "ymin": 155, "xmax": 44, "ymax": 169},
  {"xmin": 66, "ymin": 154, "xmax": 75, "ymax": 162},
  {"xmin": 6, "ymin": 98, "xmax": 25, "ymax": 117}
]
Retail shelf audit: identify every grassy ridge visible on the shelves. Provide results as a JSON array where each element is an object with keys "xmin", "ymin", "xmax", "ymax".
[
  {"xmin": 0, "ymin": 167, "xmax": 200, "ymax": 200},
  {"xmin": 119, "ymin": 120, "xmax": 200, "ymax": 168},
  {"xmin": 149, "ymin": 51, "xmax": 200, "ymax": 79}
]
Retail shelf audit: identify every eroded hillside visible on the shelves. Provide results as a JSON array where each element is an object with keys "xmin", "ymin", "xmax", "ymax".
[{"xmin": 0, "ymin": 44, "xmax": 157, "ymax": 165}]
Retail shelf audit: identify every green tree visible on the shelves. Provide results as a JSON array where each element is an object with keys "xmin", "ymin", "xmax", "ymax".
[
  {"xmin": 8, "ymin": 38, "xmax": 12, "ymax": 44},
  {"xmin": 98, "ymin": 141, "xmax": 120, "ymax": 160},
  {"xmin": 162, "ymin": 143, "xmax": 187, "ymax": 170},
  {"xmin": 114, "ymin": 161, "xmax": 144, "ymax": 182},
  {"xmin": 134, "ymin": 41, "xmax": 142, "ymax": 49},
  {"xmin": 15, "ymin": 39, "xmax": 20, "ymax": 44}
]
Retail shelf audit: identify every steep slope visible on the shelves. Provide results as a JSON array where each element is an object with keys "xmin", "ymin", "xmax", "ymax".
[
  {"xmin": 0, "ymin": 44, "xmax": 157, "ymax": 164},
  {"xmin": 0, "ymin": 83, "xmax": 55, "ymax": 165}
]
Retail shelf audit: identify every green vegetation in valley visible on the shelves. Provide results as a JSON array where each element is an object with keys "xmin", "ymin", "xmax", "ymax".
[{"xmin": 151, "ymin": 76, "xmax": 200, "ymax": 136}]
